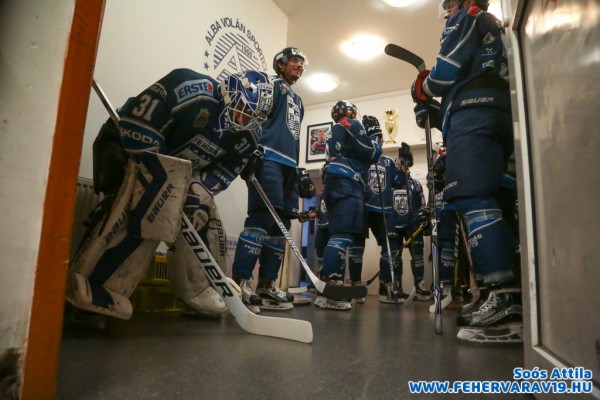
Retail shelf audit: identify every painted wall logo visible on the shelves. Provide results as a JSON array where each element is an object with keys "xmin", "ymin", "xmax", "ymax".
[{"xmin": 202, "ymin": 17, "xmax": 268, "ymax": 81}]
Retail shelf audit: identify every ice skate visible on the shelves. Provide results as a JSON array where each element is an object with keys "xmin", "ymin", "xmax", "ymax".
[
  {"xmin": 430, "ymin": 283, "xmax": 452, "ymax": 313},
  {"xmin": 378, "ymin": 281, "xmax": 405, "ymax": 305},
  {"xmin": 457, "ymin": 323, "xmax": 523, "ymax": 344},
  {"xmin": 352, "ymin": 281, "xmax": 366, "ymax": 304},
  {"xmin": 233, "ymin": 276, "xmax": 262, "ymax": 314},
  {"xmin": 414, "ymin": 280, "xmax": 432, "ymax": 301},
  {"xmin": 257, "ymin": 278, "xmax": 294, "ymax": 311},
  {"xmin": 457, "ymin": 288, "xmax": 523, "ymax": 343},
  {"xmin": 456, "ymin": 287, "xmax": 489, "ymax": 327},
  {"xmin": 314, "ymin": 277, "xmax": 351, "ymax": 311}
]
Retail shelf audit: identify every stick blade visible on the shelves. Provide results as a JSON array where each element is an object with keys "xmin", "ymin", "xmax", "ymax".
[
  {"xmin": 241, "ymin": 311, "xmax": 313, "ymax": 343},
  {"xmin": 322, "ymin": 284, "xmax": 368, "ymax": 301},
  {"xmin": 384, "ymin": 43, "xmax": 426, "ymax": 72}
]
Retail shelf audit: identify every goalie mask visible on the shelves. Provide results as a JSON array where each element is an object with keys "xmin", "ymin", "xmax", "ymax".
[
  {"xmin": 220, "ymin": 70, "xmax": 274, "ymax": 133},
  {"xmin": 331, "ymin": 100, "xmax": 358, "ymax": 123}
]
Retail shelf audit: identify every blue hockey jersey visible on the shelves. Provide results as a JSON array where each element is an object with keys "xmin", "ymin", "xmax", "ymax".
[
  {"xmin": 365, "ymin": 156, "xmax": 406, "ymax": 214},
  {"xmin": 423, "ymin": 6, "xmax": 511, "ymax": 138},
  {"xmin": 260, "ymin": 77, "xmax": 304, "ymax": 167},
  {"xmin": 325, "ymin": 119, "xmax": 382, "ymax": 187},
  {"xmin": 117, "ymin": 68, "xmax": 259, "ymax": 193},
  {"xmin": 393, "ymin": 177, "xmax": 425, "ymax": 229}
]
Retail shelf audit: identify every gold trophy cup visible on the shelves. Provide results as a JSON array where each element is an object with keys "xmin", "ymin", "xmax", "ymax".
[{"xmin": 384, "ymin": 109, "xmax": 398, "ymax": 144}]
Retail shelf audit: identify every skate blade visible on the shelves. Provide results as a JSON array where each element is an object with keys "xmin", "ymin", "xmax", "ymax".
[
  {"xmin": 259, "ymin": 299, "xmax": 294, "ymax": 311},
  {"xmin": 457, "ymin": 323, "xmax": 523, "ymax": 344}
]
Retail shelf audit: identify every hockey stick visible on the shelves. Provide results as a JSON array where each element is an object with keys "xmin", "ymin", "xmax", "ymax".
[
  {"xmin": 385, "ymin": 44, "xmax": 442, "ymax": 334},
  {"xmin": 180, "ymin": 215, "xmax": 312, "ymax": 343},
  {"xmin": 374, "ymin": 167, "xmax": 400, "ymax": 308},
  {"xmin": 384, "ymin": 44, "xmax": 426, "ymax": 73},
  {"xmin": 248, "ymin": 173, "xmax": 367, "ymax": 300},
  {"xmin": 92, "ymin": 79, "xmax": 313, "ymax": 343}
]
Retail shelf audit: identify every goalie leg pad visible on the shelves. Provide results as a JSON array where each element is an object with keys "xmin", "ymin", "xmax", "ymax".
[
  {"xmin": 128, "ymin": 152, "xmax": 191, "ymax": 242},
  {"xmin": 168, "ymin": 235, "xmax": 228, "ymax": 318}
]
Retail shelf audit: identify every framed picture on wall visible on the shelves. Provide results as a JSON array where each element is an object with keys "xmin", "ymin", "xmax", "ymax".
[{"xmin": 305, "ymin": 122, "xmax": 332, "ymax": 163}]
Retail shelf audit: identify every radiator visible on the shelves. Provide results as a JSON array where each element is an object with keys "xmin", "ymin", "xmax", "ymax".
[{"xmin": 70, "ymin": 177, "xmax": 103, "ymax": 259}]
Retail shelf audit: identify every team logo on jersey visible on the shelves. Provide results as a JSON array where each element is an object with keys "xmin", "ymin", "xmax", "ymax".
[
  {"xmin": 393, "ymin": 189, "xmax": 409, "ymax": 215},
  {"xmin": 175, "ymin": 79, "xmax": 214, "ymax": 103},
  {"xmin": 286, "ymin": 96, "xmax": 301, "ymax": 140},
  {"xmin": 482, "ymin": 32, "xmax": 496, "ymax": 45},
  {"xmin": 202, "ymin": 17, "xmax": 268, "ymax": 82},
  {"xmin": 193, "ymin": 108, "xmax": 210, "ymax": 128},
  {"xmin": 368, "ymin": 165, "xmax": 386, "ymax": 195}
]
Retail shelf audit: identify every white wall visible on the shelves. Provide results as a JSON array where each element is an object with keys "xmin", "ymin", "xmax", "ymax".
[
  {"xmin": 300, "ymin": 92, "xmax": 443, "ymax": 294},
  {"xmin": 0, "ymin": 0, "xmax": 73, "ymax": 353},
  {"xmin": 80, "ymin": 0, "xmax": 288, "ymax": 238}
]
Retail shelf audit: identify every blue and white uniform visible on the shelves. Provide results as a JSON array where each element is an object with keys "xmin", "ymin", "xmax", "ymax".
[
  {"xmin": 322, "ymin": 119, "xmax": 382, "ymax": 279},
  {"xmin": 423, "ymin": 6, "xmax": 515, "ymax": 286},
  {"xmin": 393, "ymin": 175, "xmax": 426, "ymax": 284},
  {"xmin": 348, "ymin": 156, "xmax": 404, "ymax": 283},
  {"xmin": 232, "ymin": 77, "xmax": 304, "ymax": 281},
  {"xmin": 71, "ymin": 68, "xmax": 264, "ymax": 319}
]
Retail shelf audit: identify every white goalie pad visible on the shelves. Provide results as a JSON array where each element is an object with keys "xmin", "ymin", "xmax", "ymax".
[
  {"xmin": 168, "ymin": 234, "xmax": 227, "ymax": 318},
  {"xmin": 129, "ymin": 152, "xmax": 192, "ymax": 242}
]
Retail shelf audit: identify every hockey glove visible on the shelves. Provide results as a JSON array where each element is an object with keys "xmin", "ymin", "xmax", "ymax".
[
  {"xmin": 239, "ymin": 145, "xmax": 264, "ymax": 181},
  {"xmin": 414, "ymin": 98, "xmax": 442, "ymax": 131},
  {"xmin": 418, "ymin": 206, "xmax": 432, "ymax": 236},
  {"xmin": 297, "ymin": 168, "xmax": 316, "ymax": 198},
  {"xmin": 411, "ymin": 70, "xmax": 431, "ymax": 102},
  {"xmin": 297, "ymin": 210, "xmax": 317, "ymax": 223},
  {"xmin": 361, "ymin": 115, "xmax": 382, "ymax": 137}
]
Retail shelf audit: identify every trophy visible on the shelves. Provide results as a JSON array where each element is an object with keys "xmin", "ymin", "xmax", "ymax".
[{"xmin": 384, "ymin": 109, "xmax": 398, "ymax": 144}]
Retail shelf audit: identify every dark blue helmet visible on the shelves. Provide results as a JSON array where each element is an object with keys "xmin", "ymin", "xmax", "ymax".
[{"xmin": 331, "ymin": 100, "xmax": 357, "ymax": 123}]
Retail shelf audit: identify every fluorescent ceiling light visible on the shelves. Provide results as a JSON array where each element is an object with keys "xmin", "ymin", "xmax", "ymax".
[
  {"xmin": 305, "ymin": 73, "xmax": 339, "ymax": 92},
  {"xmin": 340, "ymin": 35, "xmax": 385, "ymax": 61},
  {"xmin": 382, "ymin": 0, "xmax": 418, "ymax": 7}
]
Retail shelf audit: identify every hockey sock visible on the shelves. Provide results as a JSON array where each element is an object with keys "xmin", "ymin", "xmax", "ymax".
[
  {"xmin": 453, "ymin": 198, "xmax": 515, "ymax": 286},
  {"xmin": 258, "ymin": 236, "xmax": 285, "ymax": 280},
  {"xmin": 348, "ymin": 244, "xmax": 365, "ymax": 282},
  {"xmin": 231, "ymin": 227, "xmax": 266, "ymax": 279},
  {"xmin": 323, "ymin": 234, "xmax": 353, "ymax": 278}
]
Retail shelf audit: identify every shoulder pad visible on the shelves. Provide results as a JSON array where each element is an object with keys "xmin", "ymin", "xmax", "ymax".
[
  {"xmin": 340, "ymin": 120, "xmax": 351, "ymax": 129},
  {"xmin": 468, "ymin": 6, "xmax": 480, "ymax": 16}
]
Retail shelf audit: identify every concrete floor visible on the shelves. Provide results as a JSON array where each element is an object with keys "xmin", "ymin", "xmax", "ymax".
[{"xmin": 58, "ymin": 294, "xmax": 528, "ymax": 400}]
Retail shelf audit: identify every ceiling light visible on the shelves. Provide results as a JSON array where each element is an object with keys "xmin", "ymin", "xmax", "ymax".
[
  {"xmin": 305, "ymin": 73, "xmax": 339, "ymax": 92},
  {"xmin": 381, "ymin": 0, "xmax": 418, "ymax": 7},
  {"xmin": 340, "ymin": 35, "xmax": 385, "ymax": 61}
]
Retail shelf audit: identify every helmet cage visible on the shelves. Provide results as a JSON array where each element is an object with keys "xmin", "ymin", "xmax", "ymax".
[{"xmin": 221, "ymin": 71, "xmax": 273, "ymax": 133}]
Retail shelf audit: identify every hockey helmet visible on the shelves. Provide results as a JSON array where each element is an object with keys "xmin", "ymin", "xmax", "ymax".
[
  {"xmin": 331, "ymin": 100, "xmax": 358, "ymax": 123},
  {"xmin": 220, "ymin": 70, "xmax": 274, "ymax": 133},
  {"xmin": 273, "ymin": 47, "xmax": 308, "ymax": 76},
  {"xmin": 396, "ymin": 142, "xmax": 414, "ymax": 168}
]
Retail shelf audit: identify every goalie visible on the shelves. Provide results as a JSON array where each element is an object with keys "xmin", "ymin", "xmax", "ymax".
[{"xmin": 67, "ymin": 68, "xmax": 274, "ymax": 321}]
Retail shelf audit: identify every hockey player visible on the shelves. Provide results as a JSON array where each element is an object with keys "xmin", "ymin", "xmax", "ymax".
[
  {"xmin": 412, "ymin": 0, "xmax": 522, "ymax": 342},
  {"xmin": 349, "ymin": 115, "xmax": 405, "ymax": 305},
  {"xmin": 314, "ymin": 101, "xmax": 382, "ymax": 310},
  {"xmin": 392, "ymin": 143, "xmax": 432, "ymax": 301},
  {"xmin": 67, "ymin": 69, "xmax": 274, "ymax": 321},
  {"xmin": 231, "ymin": 47, "xmax": 315, "ymax": 311}
]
